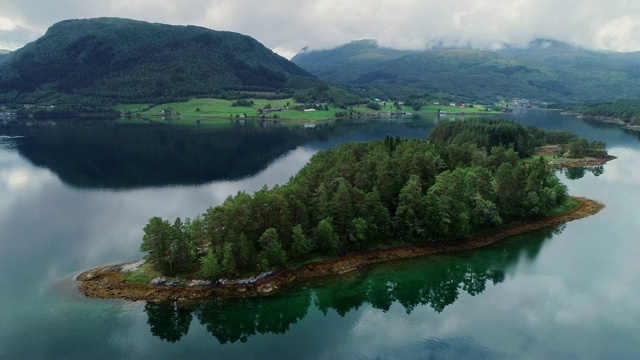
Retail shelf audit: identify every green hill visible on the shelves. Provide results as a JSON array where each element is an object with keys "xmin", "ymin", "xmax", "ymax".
[
  {"xmin": 0, "ymin": 18, "xmax": 323, "ymax": 105},
  {"xmin": 292, "ymin": 40, "xmax": 640, "ymax": 103}
]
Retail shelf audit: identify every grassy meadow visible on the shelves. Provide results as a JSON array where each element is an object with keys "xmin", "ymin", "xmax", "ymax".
[{"xmin": 114, "ymin": 98, "xmax": 500, "ymax": 122}]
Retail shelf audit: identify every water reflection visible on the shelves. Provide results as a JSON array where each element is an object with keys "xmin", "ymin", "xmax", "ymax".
[
  {"xmin": 0, "ymin": 117, "xmax": 439, "ymax": 190},
  {"xmin": 145, "ymin": 302, "xmax": 194, "ymax": 343},
  {"xmin": 563, "ymin": 165, "xmax": 604, "ymax": 180},
  {"xmin": 144, "ymin": 225, "xmax": 563, "ymax": 344},
  {"xmin": 1, "ymin": 119, "xmax": 335, "ymax": 189}
]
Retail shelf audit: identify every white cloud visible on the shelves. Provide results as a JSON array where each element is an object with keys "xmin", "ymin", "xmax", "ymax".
[
  {"xmin": 0, "ymin": 17, "xmax": 17, "ymax": 31},
  {"xmin": 596, "ymin": 15, "xmax": 640, "ymax": 51},
  {"xmin": 1, "ymin": 0, "xmax": 640, "ymax": 57}
]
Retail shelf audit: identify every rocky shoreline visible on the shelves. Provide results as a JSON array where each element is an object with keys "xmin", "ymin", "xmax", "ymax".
[
  {"xmin": 77, "ymin": 196, "xmax": 604, "ymax": 302},
  {"xmin": 534, "ymin": 145, "xmax": 616, "ymax": 168}
]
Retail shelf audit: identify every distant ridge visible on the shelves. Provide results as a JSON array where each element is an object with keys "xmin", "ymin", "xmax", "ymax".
[{"xmin": 292, "ymin": 39, "xmax": 640, "ymax": 102}]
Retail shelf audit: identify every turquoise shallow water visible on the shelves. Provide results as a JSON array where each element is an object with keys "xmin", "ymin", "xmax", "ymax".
[{"xmin": 0, "ymin": 114, "xmax": 638, "ymax": 359}]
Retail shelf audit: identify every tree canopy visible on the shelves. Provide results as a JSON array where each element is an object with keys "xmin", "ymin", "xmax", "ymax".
[{"xmin": 139, "ymin": 119, "xmax": 593, "ymax": 278}]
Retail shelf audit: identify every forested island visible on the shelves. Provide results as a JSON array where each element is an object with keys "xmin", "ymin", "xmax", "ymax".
[{"xmin": 78, "ymin": 119, "xmax": 612, "ymax": 300}]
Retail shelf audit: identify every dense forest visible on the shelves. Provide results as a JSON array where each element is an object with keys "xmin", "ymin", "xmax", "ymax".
[
  {"xmin": 139, "ymin": 120, "xmax": 586, "ymax": 279},
  {"xmin": 575, "ymin": 99, "xmax": 640, "ymax": 125},
  {"xmin": 0, "ymin": 18, "xmax": 327, "ymax": 108}
]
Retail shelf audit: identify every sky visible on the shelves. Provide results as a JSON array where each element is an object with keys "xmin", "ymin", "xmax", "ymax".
[{"xmin": 1, "ymin": 0, "xmax": 640, "ymax": 58}]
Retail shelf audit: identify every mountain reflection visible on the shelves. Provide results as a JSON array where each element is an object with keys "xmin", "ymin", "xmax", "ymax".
[
  {"xmin": 0, "ymin": 117, "xmax": 443, "ymax": 189},
  {"xmin": 145, "ymin": 225, "xmax": 563, "ymax": 344},
  {"xmin": 0, "ymin": 119, "xmax": 340, "ymax": 189}
]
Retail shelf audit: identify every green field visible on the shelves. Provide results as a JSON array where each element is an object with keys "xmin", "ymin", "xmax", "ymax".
[
  {"xmin": 395, "ymin": 104, "xmax": 498, "ymax": 114},
  {"xmin": 115, "ymin": 98, "xmax": 349, "ymax": 121},
  {"xmin": 114, "ymin": 98, "xmax": 500, "ymax": 122}
]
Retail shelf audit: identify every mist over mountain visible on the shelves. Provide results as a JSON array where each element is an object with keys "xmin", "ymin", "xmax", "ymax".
[{"xmin": 292, "ymin": 39, "xmax": 640, "ymax": 102}]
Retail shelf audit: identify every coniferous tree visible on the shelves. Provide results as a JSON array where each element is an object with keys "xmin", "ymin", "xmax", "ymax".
[
  {"xmin": 291, "ymin": 225, "xmax": 313, "ymax": 259},
  {"xmin": 315, "ymin": 218, "xmax": 339, "ymax": 255},
  {"xmin": 141, "ymin": 216, "xmax": 172, "ymax": 274}
]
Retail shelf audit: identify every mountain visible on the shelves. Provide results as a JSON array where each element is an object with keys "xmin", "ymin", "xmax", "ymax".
[
  {"xmin": 0, "ymin": 18, "xmax": 322, "ymax": 105},
  {"xmin": 292, "ymin": 39, "xmax": 640, "ymax": 103},
  {"xmin": 293, "ymin": 40, "xmax": 419, "ymax": 82},
  {"xmin": 0, "ymin": 50, "xmax": 10, "ymax": 64},
  {"xmin": 497, "ymin": 39, "xmax": 640, "ymax": 68}
]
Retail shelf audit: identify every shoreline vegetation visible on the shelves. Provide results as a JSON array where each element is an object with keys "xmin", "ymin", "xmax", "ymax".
[
  {"xmin": 77, "ymin": 196, "xmax": 604, "ymax": 301},
  {"xmin": 532, "ymin": 145, "xmax": 616, "ymax": 168}
]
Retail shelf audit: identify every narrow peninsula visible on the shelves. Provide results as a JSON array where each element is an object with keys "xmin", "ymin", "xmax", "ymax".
[{"xmin": 77, "ymin": 119, "xmax": 613, "ymax": 301}]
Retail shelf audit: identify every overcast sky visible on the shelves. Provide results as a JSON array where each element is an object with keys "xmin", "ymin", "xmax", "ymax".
[{"xmin": 2, "ymin": 0, "xmax": 640, "ymax": 58}]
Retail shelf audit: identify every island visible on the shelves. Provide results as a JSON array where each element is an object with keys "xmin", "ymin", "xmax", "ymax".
[{"xmin": 77, "ymin": 119, "xmax": 614, "ymax": 301}]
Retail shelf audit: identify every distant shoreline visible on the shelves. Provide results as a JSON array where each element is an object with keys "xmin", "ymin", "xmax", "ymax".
[
  {"xmin": 4, "ymin": 110, "xmax": 501, "ymax": 123},
  {"xmin": 579, "ymin": 115, "xmax": 640, "ymax": 132},
  {"xmin": 77, "ymin": 196, "xmax": 604, "ymax": 302}
]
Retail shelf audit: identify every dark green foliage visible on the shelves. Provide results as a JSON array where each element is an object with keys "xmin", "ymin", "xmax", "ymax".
[
  {"xmin": 139, "ymin": 119, "xmax": 602, "ymax": 277},
  {"xmin": 141, "ymin": 217, "xmax": 172, "ymax": 274},
  {"xmin": 292, "ymin": 85, "xmax": 364, "ymax": 108},
  {"xmin": 394, "ymin": 175, "xmax": 426, "ymax": 239},
  {"xmin": 0, "ymin": 18, "xmax": 323, "ymax": 106},
  {"xmin": 314, "ymin": 218, "xmax": 340, "ymax": 255},
  {"xmin": 291, "ymin": 225, "xmax": 313, "ymax": 259},
  {"xmin": 260, "ymin": 228, "xmax": 287, "ymax": 268},
  {"xmin": 366, "ymin": 101, "xmax": 382, "ymax": 110},
  {"xmin": 141, "ymin": 216, "xmax": 198, "ymax": 276},
  {"xmin": 429, "ymin": 119, "xmax": 538, "ymax": 158},
  {"xmin": 198, "ymin": 250, "xmax": 222, "ymax": 280},
  {"xmin": 232, "ymin": 99, "xmax": 254, "ymax": 107},
  {"xmin": 221, "ymin": 243, "xmax": 237, "ymax": 276},
  {"xmin": 236, "ymin": 233, "xmax": 257, "ymax": 272},
  {"xmin": 576, "ymin": 99, "xmax": 640, "ymax": 125}
]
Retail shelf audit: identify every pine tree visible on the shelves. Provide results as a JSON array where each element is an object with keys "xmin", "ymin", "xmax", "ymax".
[
  {"xmin": 291, "ymin": 224, "xmax": 313, "ymax": 259},
  {"xmin": 314, "ymin": 218, "xmax": 339, "ymax": 255}
]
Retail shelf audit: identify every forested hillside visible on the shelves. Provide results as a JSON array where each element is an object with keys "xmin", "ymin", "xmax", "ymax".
[
  {"xmin": 292, "ymin": 39, "xmax": 640, "ymax": 102},
  {"xmin": 574, "ymin": 99, "xmax": 640, "ymax": 125},
  {"xmin": 138, "ymin": 120, "xmax": 587, "ymax": 279},
  {"xmin": 0, "ymin": 18, "xmax": 322, "ymax": 105}
]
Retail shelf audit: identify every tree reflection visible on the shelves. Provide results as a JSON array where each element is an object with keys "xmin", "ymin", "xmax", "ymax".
[
  {"xmin": 564, "ymin": 165, "xmax": 604, "ymax": 180},
  {"xmin": 194, "ymin": 292, "xmax": 311, "ymax": 344},
  {"xmin": 144, "ymin": 225, "xmax": 562, "ymax": 344},
  {"xmin": 144, "ymin": 301, "xmax": 194, "ymax": 343}
]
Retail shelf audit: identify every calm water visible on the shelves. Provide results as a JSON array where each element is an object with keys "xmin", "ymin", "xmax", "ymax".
[{"xmin": 0, "ymin": 114, "xmax": 638, "ymax": 359}]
